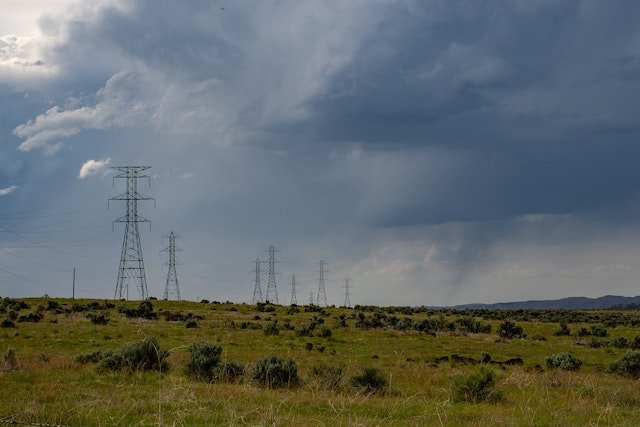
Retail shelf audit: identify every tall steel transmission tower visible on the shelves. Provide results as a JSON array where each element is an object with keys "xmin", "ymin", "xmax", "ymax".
[
  {"xmin": 316, "ymin": 260, "xmax": 328, "ymax": 306},
  {"xmin": 162, "ymin": 231, "xmax": 181, "ymax": 300},
  {"xmin": 252, "ymin": 258, "xmax": 263, "ymax": 304},
  {"xmin": 110, "ymin": 166, "xmax": 154, "ymax": 300},
  {"xmin": 343, "ymin": 277, "xmax": 352, "ymax": 308},
  {"xmin": 290, "ymin": 274, "xmax": 297, "ymax": 305},
  {"xmin": 265, "ymin": 245, "xmax": 280, "ymax": 304},
  {"xmin": 308, "ymin": 290, "xmax": 314, "ymax": 305}
]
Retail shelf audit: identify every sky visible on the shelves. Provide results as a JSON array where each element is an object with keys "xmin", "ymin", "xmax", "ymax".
[{"xmin": 1, "ymin": 0, "xmax": 640, "ymax": 306}]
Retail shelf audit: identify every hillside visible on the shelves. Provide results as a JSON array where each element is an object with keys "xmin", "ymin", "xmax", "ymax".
[{"xmin": 452, "ymin": 295, "xmax": 640, "ymax": 310}]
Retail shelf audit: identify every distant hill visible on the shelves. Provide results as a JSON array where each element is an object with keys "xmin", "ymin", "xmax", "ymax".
[{"xmin": 451, "ymin": 295, "xmax": 640, "ymax": 310}]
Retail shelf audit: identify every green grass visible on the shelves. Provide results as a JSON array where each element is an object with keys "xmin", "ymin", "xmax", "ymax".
[{"xmin": 1, "ymin": 298, "xmax": 640, "ymax": 425}]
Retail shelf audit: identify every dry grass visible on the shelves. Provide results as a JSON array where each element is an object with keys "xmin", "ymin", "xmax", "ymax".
[{"xmin": 1, "ymin": 298, "xmax": 640, "ymax": 425}]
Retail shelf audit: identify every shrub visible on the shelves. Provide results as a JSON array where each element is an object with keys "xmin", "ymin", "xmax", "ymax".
[
  {"xmin": 611, "ymin": 336, "xmax": 629, "ymax": 349},
  {"xmin": 263, "ymin": 321, "xmax": 280, "ymax": 336},
  {"xmin": 185, "ymin": 319, "xmax": 199, "ymax": 329},
  {"xmin": 1, "ymin": 319, "xmax": 15, "ymax": 328},
  {"xmin": 251, "ymin": 355, "xmax": 299, "ymax": 388},
  {"xmin": 350, "ymin": 366, "xmax": 387, "ymax": 393},
  {"xmin": 497, "ymin": 320, "xmax": 526, "ymax": 339},
  {"xmin": 214, "ymin": 360, "xmax": 245, "ymax": 383},
  {"xmin": 17, "ymin": 312, "xmax": 43, "ymax": 323},
  {"xmin": 295, "ymin": 324, "xmax": 314, "ymax": 337},
  {"xmin": 184, "ymin": 341, "xmax": 222, "ymax": 381},
  {"xmin": 318, "ymin": 326, "xmax": 333, "ymax": 338},
  {"xmin": 544, "ymin": 352, "xmax": 582, "ymax": 371},
  {"xmin": 608, "ymin": 351, "xmax": 640, "ymax": 379},
  {"xmin": 3, "ymin": 348, "xmax": 17, "ymax": 370},
  {"xmin": 631, "ymin": 336, "xmax": 640, "ymax": 350},
  {"xmin": 86, "ymin": 312, "xmax": 109, "ymax": 325},
  {"xmin": 456, "ymin": 316, "xmax": 491, "ymax": 334},
  {"xmin": 73, "ymin": 349, "xmax": 105, "ymax": 364},
  {"xmin": 452, "ymin": 367, "xmax": 502, "ymax": 403},
  {"xmin": 118, "ymin": 300, "xmax": 157, "ymax": 319},
  {"xmin": 97, "ymin": 337, "xmax": 168, "ymax": 373},
  {"xmin": 480, "ymin": 351, "xmax": 492, "ymax": 364},
  {"xmin": 590, "ymin": 325, "xmax": 608, "ymax": 337},
  {"xmin": 554, "ymin": 322, "xmax": 571, "ymax": 336},
  {"xmin": 311, "ymin": 363, "xmax": 343, "ymax": 389}
]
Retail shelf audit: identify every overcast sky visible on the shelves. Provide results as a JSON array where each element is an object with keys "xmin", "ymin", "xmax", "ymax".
[{"xmin": 1, "ymin": 0, "xmax": 640, "ymax": 305}]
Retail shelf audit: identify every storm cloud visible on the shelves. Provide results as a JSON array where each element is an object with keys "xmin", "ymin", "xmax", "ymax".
[{"xmin": 2, "ymin": 0, "xmax": 640, "ymax": 305}]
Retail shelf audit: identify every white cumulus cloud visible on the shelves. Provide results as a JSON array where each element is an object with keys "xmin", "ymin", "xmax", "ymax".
[
  {"xmin": 0, "ymin": 185, "xmax": 18, "ymax": 196},
  {"xmin": 78, "ymin": 157, "xmax": 112, "ymax": 179}
]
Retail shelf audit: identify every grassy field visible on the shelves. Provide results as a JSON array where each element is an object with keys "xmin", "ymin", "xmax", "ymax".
[{"xmin": 1, "ymin": 297, "xmax": 640, "ymax": 426}]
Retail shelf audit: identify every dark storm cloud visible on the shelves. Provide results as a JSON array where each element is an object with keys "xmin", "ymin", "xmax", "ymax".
[{"xmin": 3, "ymin": 0, "xmax": 640, "ymax": 304}]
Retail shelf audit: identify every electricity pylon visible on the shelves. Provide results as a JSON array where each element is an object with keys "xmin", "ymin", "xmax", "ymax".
[
  {"xmin": 316, "ymin": 260, "xmax": 328, "ymax": 306},
  {"xmin": 343, "ymin": 277, "xmax": 352, "ymax": 308},
  {"xmin": 109, "ymin": 166, "xmax": 154, "ymax": 300},
  {"xmin": 265, "ymin": 245, "xmax": 280, "ymax": 304},
  {"xmin": 290, "ymin": 274, "xmax": 297, "ymax": 305},
  {"xmin": 162, "ymin": 231, "xmax": 181, "ymax": 300},
  {"xmin": 252, "ymin": 258, "xmax": 263, "ymax": 304}
]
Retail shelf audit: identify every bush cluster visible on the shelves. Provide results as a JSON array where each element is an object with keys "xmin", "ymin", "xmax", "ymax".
[
  {"xmin": 497, "ymin": 320, "xmax": 526, "ymax": 339},
  {"xmin": 118, "ymin": 301, "xmax": 157, "ymax": 320},
  {"xmin": 251, "ymin": 355, "xmax": 299, "ymax": 388},
  {"xmin": 608, "ymin": 351, "xmax": 640, "ymax": 379},
  {"xmin": 76, "ymin": 337, "xmax": 169, "ymax": 373},
  {"xmin": 544, "ymin": 352, "xmax": 582, "ymax": 371}
]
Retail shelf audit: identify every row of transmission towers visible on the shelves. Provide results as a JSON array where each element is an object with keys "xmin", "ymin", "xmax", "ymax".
[
  {"xmin": 109, "ymin": 166, "xmax": 182, "ymax": 301},
  {"xmin": 251, "ymin": 245, "xmax": 353, "ymax": 307}
]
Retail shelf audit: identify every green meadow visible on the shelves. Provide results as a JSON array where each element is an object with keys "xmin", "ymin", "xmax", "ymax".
[{"xmin": 1, "ymin": 297, "xmax": 640, "ymax": 426}]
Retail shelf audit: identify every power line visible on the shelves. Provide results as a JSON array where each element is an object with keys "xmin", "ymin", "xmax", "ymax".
[{"xmin": 110, "ymin": 166, "xmax": 155, "ymax": 300}]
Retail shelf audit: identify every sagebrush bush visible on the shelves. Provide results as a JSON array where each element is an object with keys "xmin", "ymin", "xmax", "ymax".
[
  {"xmin": 350, "ymin": 366, "xmax": 387, "ymax": 393},
  {"xmin": 97, "ymin": 337, "xmax": 168, "ymax": 373},
  {"xmin": 251, "ymin": 355, "xmax": 299, "ymax": 388},
  {"xmin": 1, "ymin": 319, "xmax": 15, "ymax": 328},
  {"xmin": 554, "ymin": 322, "xmax": 571, "ymax": 336},
  {"xmin": 611, "ymin": 337, "xmax": 628, "ymax": 349},
  {"xmin": 480, "ymin": 351, "xmax": 492, "ymax": 364},
  {"xmin": 86, "ymin": 312, "xmax": 109, "ymax": 325},
  {"xmin": 311, "ymin": 363, "xmax": 343, "ymax": 389},
  {"xmin": 497, "ymin": 320, "xmax": 526, "ymax": 339},
  {"xmin": 544, "ymin": 352, "xmax": 582, "ymax": 371},
  {"xmin": 263, "ymin": 321, "xmax": 279, "ymax": 336},
  {"xmin": 184, "ymin": 341, "xmax": 222, "ymax": 381},
  {"xmin": 608, "ymin": 350, "xmax": 640, "ymax": 379},
  {"xmin": 452, "ymin": 367, "xmax": 502, "ymax": 403},
  {"xmin": 318, "ymin": 326, "xmax": 333, "ymax": 338},
  {"xmin": 73, "ymin": 348, "xmax": 105, "ymax": 364}
]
